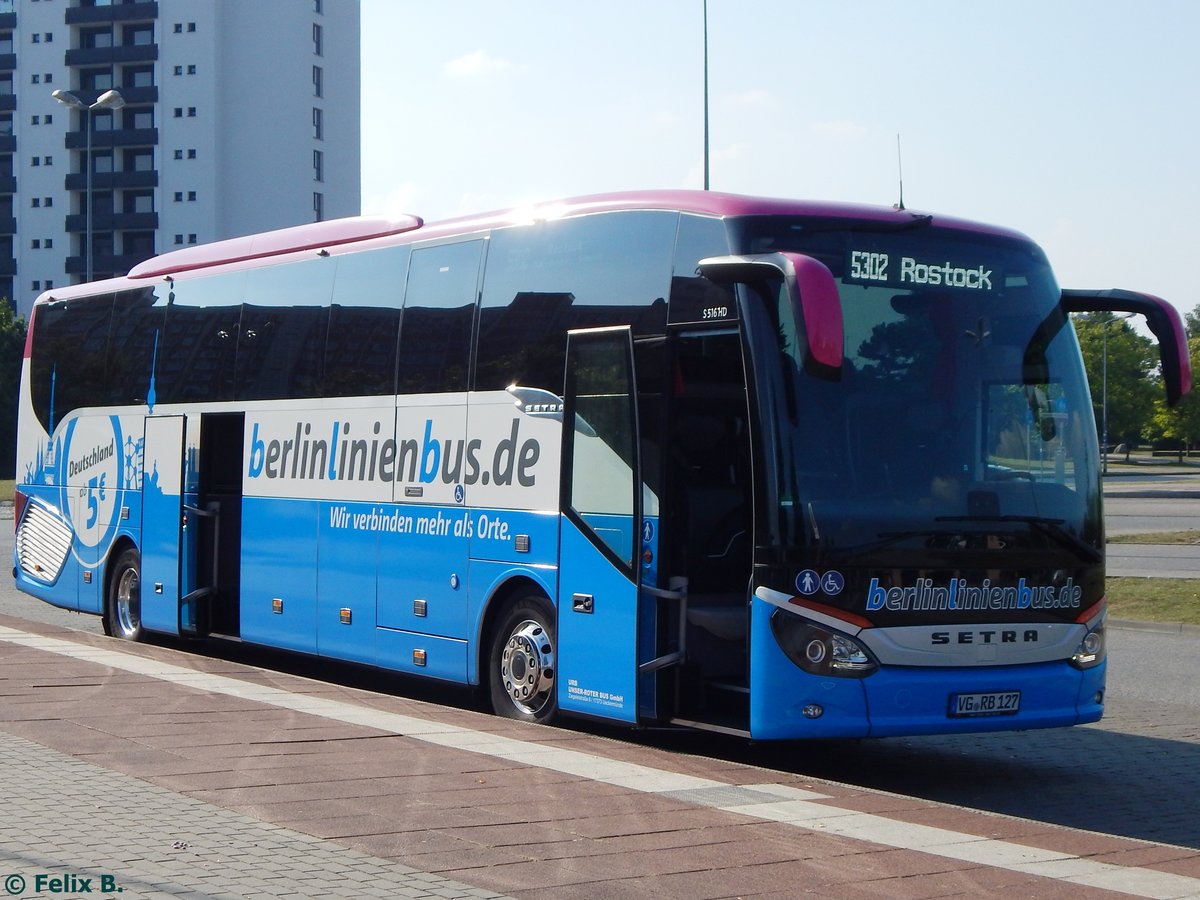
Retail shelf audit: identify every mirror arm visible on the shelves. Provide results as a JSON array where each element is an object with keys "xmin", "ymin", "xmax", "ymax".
[{"xmin": 1061, "ymin": 289, "xmax": 1192, "ymax": 407}]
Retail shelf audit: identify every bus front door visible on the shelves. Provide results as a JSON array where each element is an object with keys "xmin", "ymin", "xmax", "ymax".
[
  {"xmin": 557, "ymin": 327, "xmax": 647, "ymax": 723},
  {"xmin": 140, "ymin": 415, "xmax": 187, "ymax": 635}
]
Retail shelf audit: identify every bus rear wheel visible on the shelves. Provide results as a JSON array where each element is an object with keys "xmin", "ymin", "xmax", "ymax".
[
  {"xmin": 488, "ymin": 596, "xmax": 557, "ymax": 724},
  {"xmin": 105, "ymin": 547, "xmax": 144, "ymax": 642}
]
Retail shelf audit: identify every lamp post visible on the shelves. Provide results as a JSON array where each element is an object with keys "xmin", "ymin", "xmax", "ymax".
[
  {"xmin": 1100, "ymin": 311, "xmax": 1135, "ymax": 475},
  {"xmin": 52, "ymin": 88, "xmax": 125, "ymax": 283}
]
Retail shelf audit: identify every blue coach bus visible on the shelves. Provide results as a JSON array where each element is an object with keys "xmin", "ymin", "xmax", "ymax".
[{"xmin": 14, "ymin": 191, "xmax": 1191, "ymax": 739}]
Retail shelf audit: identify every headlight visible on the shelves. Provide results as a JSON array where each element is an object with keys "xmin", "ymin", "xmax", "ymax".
[
  {"xmin": 770, "ymin": 609, "xmax": 877, "ymax": 678},
  {"xmin": 1070, "ymin": 623, "xmax": 1105, "ymax": 669}
]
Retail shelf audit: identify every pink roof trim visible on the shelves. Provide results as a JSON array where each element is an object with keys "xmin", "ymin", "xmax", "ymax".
[{"xmin": 127, "ymin": 215, "xmax": 424, "ymax": 279}]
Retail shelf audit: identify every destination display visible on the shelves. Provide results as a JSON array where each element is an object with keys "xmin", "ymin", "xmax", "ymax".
[{"xmin": 845, "ymin": 247, "xmax": 1002, "ymax": 291}]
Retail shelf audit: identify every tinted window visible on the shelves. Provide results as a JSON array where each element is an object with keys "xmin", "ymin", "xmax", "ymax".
[
  {"xmin": 158, "ymin": 272, "xmax": 244, "ymax": 403},
  {"xmin": 106, "ymin": 286, "xmax": 166, "ymax": 408},
  {"xmin": 324, "ymin": 246, "xmax": 408, "ymax": 398},
  {"xmin": 475, "ymin": 212, "xmax": 675, "ymax": 393},
  {"xmin": 236, "ymin": 257, "xmax": 334, "ymax": 401},
  {"xmin": 30, "ymin": 294, "xmax": 114, "ymax": 431},
  {"xmin": 398, "ymin": 241, "xmax": 481, "ymax": 394},
  {"xmin": 668, "ymin": 214, "xmax": 734, "ymax": 325}
]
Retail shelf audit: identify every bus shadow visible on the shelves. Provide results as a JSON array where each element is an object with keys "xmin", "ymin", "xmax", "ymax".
[
  {"xmin": 163, "ymin": 636, "xmax": 1200, "ymax": 851},
  {"xmin": 714, "ymin": 725, "xmax": 1200, "ymax": 850}
]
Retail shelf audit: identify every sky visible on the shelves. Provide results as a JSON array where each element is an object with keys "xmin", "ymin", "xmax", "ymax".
[{"xmin": 360, "ymin": 1, "xmax": 1200, "ymax": 324}]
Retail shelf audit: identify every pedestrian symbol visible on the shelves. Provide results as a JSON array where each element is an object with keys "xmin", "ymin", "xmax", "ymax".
[{"xmin": 796, "ymin": 569, "xmax": 820, "ymax": 596}]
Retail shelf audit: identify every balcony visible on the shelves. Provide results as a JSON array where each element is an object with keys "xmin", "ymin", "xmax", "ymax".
[
  {"xmin": 0, "ymin": 53, "xmax": 15, "ymax": 72},
  {"xmin": 65, "ymin": 44, "xmax": 158, "ymax": 67},
  {"xmin": 65, "ymin": 211, "xmax": 158, "ymax": 233},
  {"xmin": 0, "ymin": 175, "xmax": 15, "ymax": 193},
  {"xmin": 65, "ymin": 3, "xmax": 159, "ymax": 26},
  {"xmin": 0, "ymin": 216, "xmax": 15, "ymax": 234},
  {"xmin": 0, "ymin": 133, "xmax": 13, "ymax": 152},
  {"xmin": 114, "ymin": 85, "xmax": 157, "ymax": 104},
  {"xmin": 66, "ymin": 127, "xmax": 158, "ymax": 150},
  {"xmin": 66, "ymin": 252, "xmax": 152, "ymax": 277},
  {"xmin": 65, "ymin": 170, "xmax": 158, "ymax": 191},
  {"xmin": 0, "ymin": 95, "xmax": 14, "ymax": 112},
  {"xmin": 0, "ymin": 13, "xmax": 15, "ymax": 29}
]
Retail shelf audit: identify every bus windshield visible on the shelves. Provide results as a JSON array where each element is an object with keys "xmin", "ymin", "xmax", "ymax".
[{"xmin": 739, "ymin": 220, "xmax": 1102, "ymax": 581}]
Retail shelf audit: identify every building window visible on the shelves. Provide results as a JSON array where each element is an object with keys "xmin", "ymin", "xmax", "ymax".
[
  {"xmin": 312, "ymin": 65, "xmax": 323, "ymax": 98},
  {"xmin": 124, "ymin": 108, "xmax": 153, "ymax": 129},
  {"xmin": 173, "ymin": 191, "xmax": 182, "ymax": 202},
  {"xmin": 31, "ymin": 198, "xmax": 40, "ymax": 208},
  {"xmin": 123, "ymin": 66, "xmax": 154, "ymax": 89},
  {"xmin": 31, "ymin": 239, "xmax": 40, "ymax": 249},
  {"xmin": 82, "ymin": 69, "xmax": 114, "ymax": 92},
  {"xmin": 173, "ymin": 108, "xmax": 182, "ymax": 118},
  {"xmin": 313, "ymin": 192, "xmax": 323, "ymax": 222},
  {"xmin": 187, "ymin": 107, "xmax": 196, "ymax": 117},
  {"xmin": 44, "ymin": 197, "xmax": 53, "ymax": 207},
  {"xmin": 313, "ymin": 24, "xmax": 323, "ymax": 56},
  {"xmin": 173, "ymin": 65, "xmax": 182, "ymax": 76},
  {"xmin": 125, "ymin": 191, "xmax": 153, "ymax": 213},
  {"xmin": 124, "ymin": 148, "xmax": 153, "ymax": 172},
  {"xmin": 31, "ymin": 157, "xmax": 39, "ymax": 167},
  {"xmin": 315, "ymin": 0, "xmax": 323, "ymax": 12},
  {"xmin": 45, "ymin": 73, "xmax": 53, "ymax": 84},
  {"xmin": 82, "ymin": 27, "xmax": 113, "ymax": 49},
  {"xmin": 187, "ymin": 65, "xmax": 196, "ymax": 75},
  {"xmin": 0, "ymin": 74, "xmax": 13, "ymax": 96},
  {"xmin": 46, "ymin": 280, "xmax": 54, "ymax": 289},
  {"xmin": 187, "ymin": 149, "xmax": 196, "ymax": 159},
  {"xmin": 312, "ymin": 107, "xmax": 323, "ymax": 140},
  {"xmin": 31, "ymin": 74, "xmax": 40, "ymax": 84},
  {"xmin": 173, "ymin": 149, "xmax": 182, "ymax": 160},
  {"xmin": 123, "ymin": 24, "xmax": 154, "ymax": 46},
  {"xmin": 174, "ymin": 234, "xmax": 183, "ymax": 245},
  {"xmin": 188, "ymin": 23, "xmax": 196, "ymax": 33},
  {"xmin": 45, "ymin": 33, "xmax": 53, "ymax": 43},
  {"xmin": 173, "ymin": 24, "xmax": 182, "ymax": 34},
  {"xmin": 46, "ymin": 238, "xmax": 53, "ymax": 249},
  {"xmin": 188, "ymin": 234, "xmax": 197, "ymax": 244},
  {"xmin": 313, "ymin": 149, "xmax": 323, "ymax": 183},
  {"xmin": 32, "ymin": 34, "xmax": 40, "ymax": 44},
  {"xmin": 187, "ymin": 191, "xmax": 196, "ymax": 201},
  {"xmin": 32, "ymin": 281, "xmax": 40, "ymax": 291},
  {"xmin": 31, "ymin": 115, "xmax": 39, "ymax": 125}
]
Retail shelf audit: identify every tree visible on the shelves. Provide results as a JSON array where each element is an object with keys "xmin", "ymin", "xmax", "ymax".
[
  {"xmin": 0, "ymin": 300, "xmax": 27, "ymax": 477},
  {"xmin": 1072, "ymin": 311, "xmax": 1159, "ymax": 447},
  {"xmin": 1148, "ymin": 303, "xmax": 1200, "ymax": 455}
]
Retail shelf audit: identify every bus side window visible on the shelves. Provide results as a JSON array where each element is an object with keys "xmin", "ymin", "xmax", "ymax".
[
  {"xmin": 236, "ymin": 258, "xmax": 335, "ymax": 401},
  {"xmin": 324, "ymin": 246, "xmax": 408, "ymax": 398},
  {"xmin": 475, "ymin": 212, "xmax": 675, "ymax": 394},
  {"xmin": 398, "ymin": 241, "xmax": 481, "ymax": 395}
]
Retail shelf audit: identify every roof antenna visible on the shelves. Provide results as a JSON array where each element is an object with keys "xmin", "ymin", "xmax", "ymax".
[{"xmin": 895, "ymin": 133, "xmax": 905, "ymax": 211}]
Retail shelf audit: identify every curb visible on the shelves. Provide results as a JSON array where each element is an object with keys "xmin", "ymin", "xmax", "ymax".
[{"xmin": 1109, "ymin": 618, "xmax": 1200, "ymax": 638}]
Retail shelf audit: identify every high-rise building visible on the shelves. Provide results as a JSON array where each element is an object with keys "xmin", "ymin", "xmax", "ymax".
[{"xmin": 1, "ymin": 0, "xmax": 361, "ymax": 318}]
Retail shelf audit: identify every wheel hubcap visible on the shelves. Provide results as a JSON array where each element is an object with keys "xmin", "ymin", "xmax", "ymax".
[
  {"xmin": 115, "ymin": 567, "xmax": 140, "ymax": 638},
  {"xmin": 500, "ymin": 619, "xmax": 554, "ymax": 716}
]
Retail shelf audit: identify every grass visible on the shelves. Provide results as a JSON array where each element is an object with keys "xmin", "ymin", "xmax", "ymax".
[
  {"xmin": 1109, "ymin": 531, "xmax": 1200, "ymax": 545},
  {"xmin": 1105, "ymin": 578, "xmax": 1200, "ymax": 626}
]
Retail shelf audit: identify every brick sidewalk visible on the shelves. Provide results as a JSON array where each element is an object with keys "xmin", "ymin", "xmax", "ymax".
[{"xmin": 3, "ymin": 616, "xmax": 1200, "ymax": 899}]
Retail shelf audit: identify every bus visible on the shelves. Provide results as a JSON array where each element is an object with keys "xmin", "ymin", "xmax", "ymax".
[{"xmin": 13, "ymin": 191, "xmax": 1191, "ymax": 740}]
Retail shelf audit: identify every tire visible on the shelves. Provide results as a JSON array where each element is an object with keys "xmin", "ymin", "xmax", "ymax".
[
  {"xmin": 487, "ymin": 595, "xmax": 558, "ymax": 724},
  {"xmin": 105, "ymin": 547, "xmax": 144, "ymax": 642}
]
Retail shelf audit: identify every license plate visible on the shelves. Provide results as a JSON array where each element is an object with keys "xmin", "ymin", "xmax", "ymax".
[{"xmin": 949, "ymin": 690, "xmax": 1021, "ymax": 717}]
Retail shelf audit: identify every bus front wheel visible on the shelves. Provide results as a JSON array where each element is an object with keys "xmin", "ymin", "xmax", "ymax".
[
  {"xmin": 488, "ymin": 596, "xmax": 557, "ymax": 724},
  {"xmin": 105, "ymin": 547, "xmax": 144, "ymax": 642}
]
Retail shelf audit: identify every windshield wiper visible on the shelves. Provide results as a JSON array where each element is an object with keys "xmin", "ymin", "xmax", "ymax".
[{"xmin": 936, "ymin": 515, "xmax": 1102, "ymax": 564}]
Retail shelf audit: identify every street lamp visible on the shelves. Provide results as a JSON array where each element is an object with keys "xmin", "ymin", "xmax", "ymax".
[
  {"xmin": 52, "ymin": 88, "xmax": 125, "ymax": 283},
  {"xmin": 1101, "ymin": 311, "xmax": 1136, "ymax": 475}
]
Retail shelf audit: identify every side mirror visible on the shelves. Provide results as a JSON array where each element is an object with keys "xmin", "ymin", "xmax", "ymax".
[
  {"xmin": 1062, "ymin": 289, "xmax": 1192, "ymax": 407},
  {"xmin": 699, "ymin": 252, "xmax": 843, "ymax": 378}
]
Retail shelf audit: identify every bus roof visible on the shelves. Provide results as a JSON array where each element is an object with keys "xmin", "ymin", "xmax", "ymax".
[{"xmin": 34, "ymin": 190, "xmax": 1033, "ymax": 304}]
